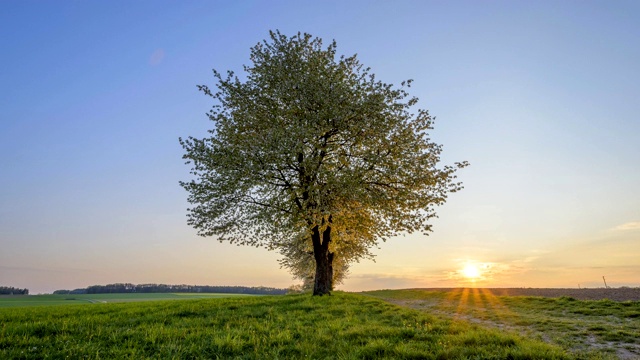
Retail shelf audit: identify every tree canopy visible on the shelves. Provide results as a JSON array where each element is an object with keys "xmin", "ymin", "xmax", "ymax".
[{"xmin": 180, "ymin": 31, "xmax": 467, "ymax": 295}]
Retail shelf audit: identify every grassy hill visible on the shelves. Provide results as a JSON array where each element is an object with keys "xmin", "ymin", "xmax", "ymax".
[{"xmin": 0, "ymin": 292, "xmax": 574, "ymax": 359}]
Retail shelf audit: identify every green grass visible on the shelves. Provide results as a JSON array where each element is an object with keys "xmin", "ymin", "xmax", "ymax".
[
  {"xmin": 0, "ymin": 293, "xmax": 256, "ymax": 308},
  {"xmin": 0, "ymin": 292, "xmax": 572, "ymax": 359},
  {"xmin": 365, "ymin": 289, "xmax": 640, "ymax": 360}
]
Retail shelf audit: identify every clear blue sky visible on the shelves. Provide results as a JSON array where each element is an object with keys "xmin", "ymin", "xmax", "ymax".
[{"xmin": 1, "ymin": 1, "xmax": 638, "ymax": 294}]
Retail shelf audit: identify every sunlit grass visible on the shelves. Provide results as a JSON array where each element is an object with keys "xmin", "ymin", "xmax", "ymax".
[
  {"xmin": 0, "ymin": 292, "xmax": 573, "ymax": 359},
  {"xmin": 366, "ymin": 289, "xmax": 640, "ymax": 359}
]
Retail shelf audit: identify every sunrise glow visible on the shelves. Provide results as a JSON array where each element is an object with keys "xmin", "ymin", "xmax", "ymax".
[{"xmin": 461, "ymin": 264, "xmax": 481, "ymax": 279}]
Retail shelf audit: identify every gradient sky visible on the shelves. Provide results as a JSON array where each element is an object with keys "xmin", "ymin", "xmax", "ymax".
[{"xmin": 1, "ymin": 1, "xmax": 638, "ymax": 294}]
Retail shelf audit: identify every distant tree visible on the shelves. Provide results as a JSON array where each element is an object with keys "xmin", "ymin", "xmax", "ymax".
[
  {"xmin": 54, "ymin": 288, "xmax": 87, "ymax": 295},
  {"xmin": 57, "ymin": 284, "xmax": 286, "ymax": 295},
  {"xmin": 181, "ymin": 31, "xmax": 467, "ymax": 296},
  {"xmin": 0, "ymin": 286, "xmax": 28, "ymax": 295}
]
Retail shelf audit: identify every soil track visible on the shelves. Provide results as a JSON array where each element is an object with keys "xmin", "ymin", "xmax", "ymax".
[{"xmin": 409, "ymin": 287, "xmax": 640, "ymax": 302}]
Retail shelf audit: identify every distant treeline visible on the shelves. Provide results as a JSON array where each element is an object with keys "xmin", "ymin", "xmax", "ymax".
[
  {"xmin": 0, "ymin": 286, "xmax": 29, "ymax": 295},
  {"xmin": 53, "ymin": 283, "xmax": 287, "ymax": 295}
]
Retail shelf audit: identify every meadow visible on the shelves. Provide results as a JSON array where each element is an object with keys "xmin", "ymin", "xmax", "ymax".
[
  {"xmin": 1, "ymin": 292, "xmax": 574, "ymax": 359},
  {"xmin": 0, "ymin": 293, "xmax": 256, "ymax": 308},
  {"xmin": 366, "ymin": 289, "xmax": 640, "ymax": 360}
]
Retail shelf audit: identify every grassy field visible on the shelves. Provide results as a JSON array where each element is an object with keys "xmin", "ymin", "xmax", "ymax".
[
  {"xmin": 0, "ymin": 293, "xmax": 257, "ymax": 308},
  {"xmin": 366, "ymin": 289, "xmax": 640, "ymax": 360},
  {"xmin": 0, "ymin": 292, "xmax": 574, "ymax": 359}
]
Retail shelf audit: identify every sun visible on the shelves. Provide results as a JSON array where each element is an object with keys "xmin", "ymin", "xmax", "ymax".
[{"xmin": 461, "ymin": 264, "xmax": 481, "ymax": 279}]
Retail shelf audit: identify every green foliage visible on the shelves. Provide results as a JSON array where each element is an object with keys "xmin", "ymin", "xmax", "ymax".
[
  {"xmin": 180, "ymin": 31, "xmax": 467, "ymax": 292},
  {"xmin": 0, "ymin": 292, "xmax": 570, "ymax": 359},
  {"xmin": 366, "ymin": 289, "xmax": 640, "ymax": 359}
]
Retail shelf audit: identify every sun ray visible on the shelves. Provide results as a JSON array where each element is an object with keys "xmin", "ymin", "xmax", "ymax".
[
  {"xmin": 475, "ymin": 288, "xmax": 520, "ymax": 326},
  {"xmin": 454, "ymin": 288, "xmax": 471, "ymax": 318}
]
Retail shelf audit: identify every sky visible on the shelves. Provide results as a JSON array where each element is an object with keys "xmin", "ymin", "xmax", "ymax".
[{"xmin": 1, "ymin": 1, "xmax": 638, "ymax": 294}]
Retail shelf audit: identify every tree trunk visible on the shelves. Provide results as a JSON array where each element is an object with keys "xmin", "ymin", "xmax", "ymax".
[
  {"xmin": 328, "ymin": 251, "xmax": 334, "ymax": 291},
  {"xmin": 312, "ymin": 223, "xmax": 333, "ymax": 296}
]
